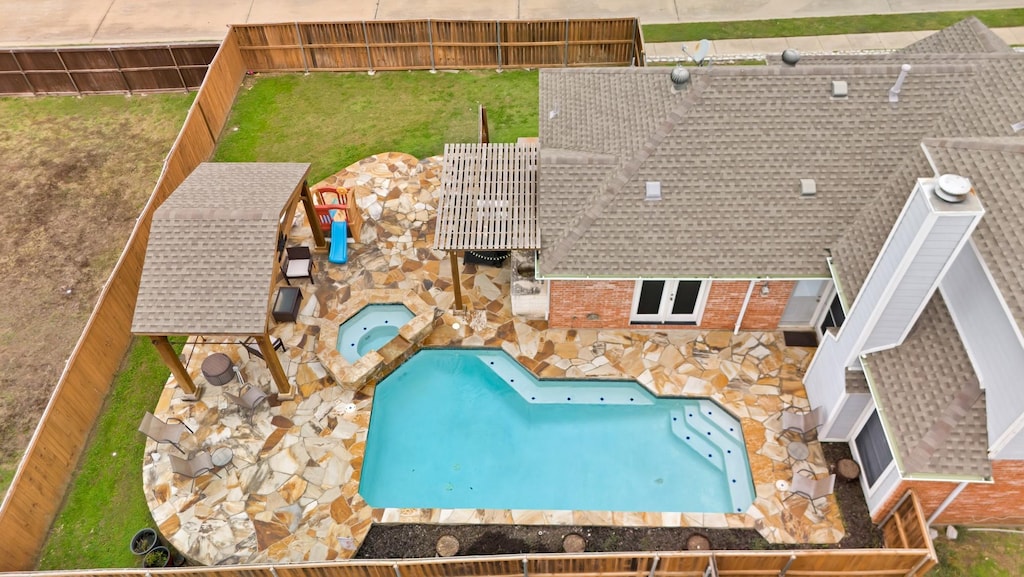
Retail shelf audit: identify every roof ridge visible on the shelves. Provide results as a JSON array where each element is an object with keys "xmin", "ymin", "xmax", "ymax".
[
  {"xmin": 923, "ymin": 136, "xmax": 1024, "ymax": 154},
  {"xmin": 898, "ymin": 16, "xmax": 1012, "ymax": 55},
  {"xmin": 901, "ymin": 379, "xmax": 984, "ymax": 474},
  {"xmin": 538, "ymin": 79, "xmax": 705, "ymax": 276}
]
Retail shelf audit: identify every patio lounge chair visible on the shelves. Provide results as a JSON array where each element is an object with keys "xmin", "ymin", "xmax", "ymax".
[
  {"xmin": 138, "ymin": 411, "xmax": 193, "ymax": 454},
  {"xmin": 224, "ymin": 367, "xmax": 268, "ymax": 424},
  {"xmin": 781, "ymin": 407, "xmax": 823, "ymax": 441},
  {"xmin": 785, "ymin": 469, "xmax": 836, "ymax": 514},
  {"xmin": 281, "ymin": 246, "xmax": 315, "ymax": 285},
  {"xmin": 168, "ymin": 450, "xmax": 220, "ymax": 491}
]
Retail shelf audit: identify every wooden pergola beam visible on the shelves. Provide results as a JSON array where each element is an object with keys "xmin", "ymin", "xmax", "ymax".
[
  {"xmin": 256, "ymin": 332, "xmax": 294, "ymax": 399},
  {"xmin": 149, "ymin": 335, "xmax": 200, "ymax": 400},
  {"xmin": 299, "ymin": 181, "xmax": 327, "ymax": 251}
]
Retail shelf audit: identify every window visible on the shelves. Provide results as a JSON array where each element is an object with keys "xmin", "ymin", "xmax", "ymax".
[
  {"xmin": 819, "ymin": 293, "xmax": 846, "ymax": 334},
  {"xmin": 855, "ymin": 411, "xmax": 894, "ymax": 486}
]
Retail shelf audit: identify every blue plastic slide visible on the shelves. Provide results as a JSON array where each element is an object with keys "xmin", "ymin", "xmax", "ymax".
[{"xmin": 329, "ymin": 213, "xmax": 348, "ymax": 264}]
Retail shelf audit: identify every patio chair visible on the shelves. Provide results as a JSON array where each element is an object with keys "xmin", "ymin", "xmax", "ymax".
[
  {"xmin": 281, "ymin": 246, "xmax": 315, "ymax": 285},
  {"xmin": 781, "ymin": 406, "xmax": 823, "ymax": 441},
  {"xmin": 785, "ymin": 469, "xmax": 836, "ymax": 514},
  {"xmin": 237, "ymin": 335, "xmax": 285, "ymax": 361},
  {"xmin": 138, "ymin": 411, "xmax": 193, "ymax": 454},
  {"xmin": 168, "ymin": 450, "xmax": 220, "ymax": 491},
  {"xmin": 224, "ymin": 367, "xmax": 268, "ymax": 425}
]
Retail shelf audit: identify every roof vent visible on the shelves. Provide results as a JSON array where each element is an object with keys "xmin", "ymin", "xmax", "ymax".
[
  {"xmin": 888, "ymin": 64, "xmax": 912, "ymax": 103},
  {"xmin": 670, "ymin": 65, "xmax": 691, "ymax": 90},
  {"xmin": 781, "ymin": 49, "xmax": 800, "ymax": 66},
  {"xmin": 831, "ymin": 80, "xmax": 848, "ymax": 98},
  {"xmin": 800, "ymin": 178, "xmax": 816, "ymax": 197},
  {"xmin": 645, "ymin": 181, "xmax": 662, "ymax": 201},
  {"xmin": 935, "ymin": 174, "xmax": 972, "ymax": 203}
]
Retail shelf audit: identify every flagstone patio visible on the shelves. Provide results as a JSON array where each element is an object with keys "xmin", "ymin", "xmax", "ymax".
[{"xmin": 142, "ymin": 152, "xmax": 844, "ymax": 566}]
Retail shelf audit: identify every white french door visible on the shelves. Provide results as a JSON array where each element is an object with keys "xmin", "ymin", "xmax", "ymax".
[{"xmin": 631, "ymin": 280, "xmax": 709, "ymax": 324}]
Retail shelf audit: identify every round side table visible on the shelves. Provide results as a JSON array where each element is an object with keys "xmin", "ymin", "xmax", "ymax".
[
  {"xmin": 786, "ymin": 440, "xmax": 809, "ymax": 465},
  {"xmin": 201, "ymin": 353, "xmax": 234, "ymax": 386}
]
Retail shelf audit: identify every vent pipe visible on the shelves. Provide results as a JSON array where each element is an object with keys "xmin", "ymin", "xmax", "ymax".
[
  {"xmin": 645, "ymin": 181, "xmax": 662, "ymax": 201},
  {"xmin": 934, "ymin": 174, "xmax": 972, "ymax": 204},
  {"xmin": 888, "ymin": 64, "xmax": 912, "ymax": 103}
]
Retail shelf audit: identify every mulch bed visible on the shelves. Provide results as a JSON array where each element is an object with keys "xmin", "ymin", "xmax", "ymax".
[{"xmin": 356, "ymin": 443, "xmax": 883, "ymax": 558}]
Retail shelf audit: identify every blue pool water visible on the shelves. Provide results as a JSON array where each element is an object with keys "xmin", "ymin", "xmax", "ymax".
[
  {"xmin": 360, "ymin": 348, "xmax": 754, "ymax": 514},
  {"xmin": 337, "ymin": 304, "xmax": 414, "ymax": 363}
]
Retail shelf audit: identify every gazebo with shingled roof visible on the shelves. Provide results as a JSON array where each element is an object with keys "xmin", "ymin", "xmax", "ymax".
[{"xmin": 132, "ymin": 162, "xmax": 326, "ymax": 399}]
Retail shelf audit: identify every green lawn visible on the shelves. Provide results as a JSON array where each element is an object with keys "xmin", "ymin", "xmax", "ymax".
[
  {"xmin": 37, "ymin": 338, "xmax": 181, "ymax": 570},
  {"xmin": 641, "ymin": 8, "xmax": 1024, "ymax": 42},
  {"xmin": 933, "ymin": 529, "xmax": 1024, "ymax": 577},
  {"xmin": 215, "ymin": 70, "xmax": 540, "ymax": 182}
]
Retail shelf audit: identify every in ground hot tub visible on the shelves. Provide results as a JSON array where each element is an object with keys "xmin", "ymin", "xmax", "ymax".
[{"xmin": 336, "ymin": 304, "xmax": 414, "ymax": 363}]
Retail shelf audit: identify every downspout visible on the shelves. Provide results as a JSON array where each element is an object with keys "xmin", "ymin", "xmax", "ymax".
[
  {"xmin": 927, "ymin": 481, "xmax": 969, "ymax": 526},
  {"xmin": 733, "ymin": 280, "xmax": 756, "ymax": 334}
]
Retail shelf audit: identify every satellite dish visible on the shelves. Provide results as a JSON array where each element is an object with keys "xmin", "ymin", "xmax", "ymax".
[{"xmin": 682, "ymin": 39, "xmax": 712, "ymax": 67}]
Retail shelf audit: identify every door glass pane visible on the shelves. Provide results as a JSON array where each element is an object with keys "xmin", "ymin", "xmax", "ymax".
[
  {"xmin": 637, "ymin": 281, "xmax": 665, "ymax": 315},
  {"xmin": 671, "ymin": 281, "xmax": 703, "ymax": 315},
  {"xmin": 855, "ymin": 411, "xmax": 894, "ymax": 486}
]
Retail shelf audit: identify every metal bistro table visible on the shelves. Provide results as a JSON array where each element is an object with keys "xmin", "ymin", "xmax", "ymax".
[{"xmin": 786, "ymin": 440, "xmax": 810, "ymax": 466}]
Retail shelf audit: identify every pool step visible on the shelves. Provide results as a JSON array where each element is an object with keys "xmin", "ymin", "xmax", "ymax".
[
  {"xmin": 474, "ymin": 350, "xmax": 653, "ymax": 406},
  {"xmin": 672, "ymin": 404, "xmax": 754, "ymax": 514}
]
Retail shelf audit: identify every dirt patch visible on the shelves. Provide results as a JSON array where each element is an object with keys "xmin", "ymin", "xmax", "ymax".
[
  {"xmin": 356, "ymin": 443, "xmax": 882, "ymax": 558},
  {"xmin": 0, "ymin": 94, "xmax": 190, "ymax": 496}
]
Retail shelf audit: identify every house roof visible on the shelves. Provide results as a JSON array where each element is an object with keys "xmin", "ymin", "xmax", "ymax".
[
  {"xmin": 132, "ymin": 162, "xmax": 310, "ymax": 336},
  {"xmin": 824, "ymin": 39, "xmax": 1024, "ymax": 478},
  {"xmin": 536, "ymin": 63, "xmax": 987, "ymax": 278}
]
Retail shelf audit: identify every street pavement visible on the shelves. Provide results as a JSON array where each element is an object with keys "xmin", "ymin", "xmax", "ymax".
[{"xmin": 1, "ymin": 0, "xmax": 1024, "ymax": 47}]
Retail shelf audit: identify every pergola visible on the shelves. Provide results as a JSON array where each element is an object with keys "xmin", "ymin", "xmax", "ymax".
[
  {"xmin": 434, "ymin": 142, "xmax": 540, "ymax": 308},
  {"xmin": 131, "ymin": 162, "xmax": 326, "ymax": 399}
]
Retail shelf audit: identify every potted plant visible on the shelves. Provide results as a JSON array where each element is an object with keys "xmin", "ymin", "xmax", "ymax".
[
  {"xmin": 130, "ymin": 528, "xmax": 158, "ymax": 556},
  {"xmin": 143, "ymin": 546, "xmax": 170, "ymax": 568}
]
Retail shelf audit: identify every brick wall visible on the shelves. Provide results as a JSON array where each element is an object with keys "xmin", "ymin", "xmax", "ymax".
[
  {"xmin": 873, "ymin": 461, "xmax": 1024, "ymax": 525},
  {"xmin": 548, "ymin": 279, "xmax": 795, "ymax": 330}
]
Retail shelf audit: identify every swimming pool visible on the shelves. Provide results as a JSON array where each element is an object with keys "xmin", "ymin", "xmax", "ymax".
[
  {"xmin": 336, "ymin": 304, "xmax": 414, "ymax": 363},
  {"xmin": 360, "ymin": 348, "xmax": 754, "ymax": 514}
]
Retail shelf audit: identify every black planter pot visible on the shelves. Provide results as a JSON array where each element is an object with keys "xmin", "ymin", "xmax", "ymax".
[
  {"xmin": 143, "ymin": 546, "xmax": 171, "ymax": 568},
  {"xmin": 130, "ymin": 528, "xmax": 158, "ymax": 556}
]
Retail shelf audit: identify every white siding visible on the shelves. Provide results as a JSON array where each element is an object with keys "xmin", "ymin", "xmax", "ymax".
[
  {"xmin": 864, "ymin": 215, "xmax": 980, "ymax": 352},
  {"xmin": 993, "ymin": 432, "xmax": 1024, "ymax": 460},
  {"xmin": 865, "ymin": 461, "xmax": 902, "ymax": 516},
  {"xmin": 821, "ymin": 392, "xmax": 872, "ymax": 441},
  {"xmin": 804, "ymin": 332, "xmax": 847, "ymax": 424},
  {"xmin": 942, "ymin": 243, "xmax": 1024, "ymax": 450}
]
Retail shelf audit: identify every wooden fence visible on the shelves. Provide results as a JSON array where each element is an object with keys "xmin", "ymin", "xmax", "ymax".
[
  {"xmin": 0, "ymin": 44, "xmax": 219, "ymax": 95},
  {"xmin": 233, "ymin": 18, "xmax": 641, "ymax": 72},
  {"xmin": 0, "ymin": 32, "xmax": 247, "ymax": 572},
  {"xmin": 0, "ymin": 543, "xmax": 936, "ymax": 577}
]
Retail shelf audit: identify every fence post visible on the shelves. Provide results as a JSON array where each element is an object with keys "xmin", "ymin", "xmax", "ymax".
[
  {"xmin": 110, "ymin": 47, "xmax": 132, "ymax": 95},
  {"xmin": 54, "ymin": 49, "xmax": 82, "ymax": 96},
  {"xmin": 295, "ymin": 22, "xmax": 309, "ymax": 73},
  {"xmin": 362, "ymin": 21, "xmax": 374, "ymax": 73},
  {"xmin": 428, "ymin": 19, "xmax": 435, "ymax": 71},
  {"xmin": 630, "ymin": 18, "xmax": 638, "ymax": 66},
  {"xmin": 393, "ymin": 563, "xmax": 401, "ymax": 577},
  {"xmin": 496, "ymin": 21, "xmax": 502, "ymax": 71},
  {"xmin": 522, "ymin": 557, "xmax": 529, "ymax": 577},
  {"xmin": 778, "ymin": 554, "xmax": 796, "ymax": 577},
  {"xmin": 648, "ymin": 555, "xmax": 660, "ymax": 577},
  {"xmin": 563, "ymin": 19, "xmax": 569, "ymax": 67},
  {"xmin": 11, "ymin": 50, "xmax": 36, "ymax": 95},
  {"xmin": 166, "ymin": 45, "xmax": 190, "ymax": 93}
]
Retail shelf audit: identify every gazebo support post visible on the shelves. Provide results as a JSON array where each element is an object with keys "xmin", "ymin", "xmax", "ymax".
[
  {"xmin": 150, "ymin": 335, "xmax": 200, "ymax": 401},
  {"xmin": 299, "ymin": 182, "xmax": 327, "ymax": 251},
  {"xmin": 257, "ymin": 333, "xmax": 295, "ymax": 399},
  {"xmin": 449, "ymin": 250, "xmax": 463, "ymax": 311}
]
